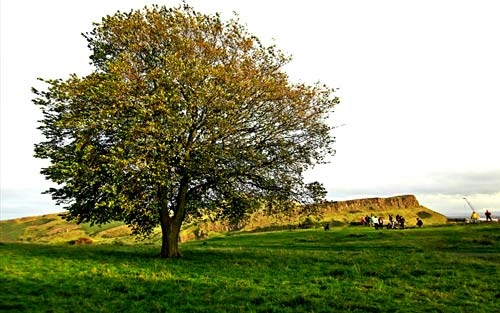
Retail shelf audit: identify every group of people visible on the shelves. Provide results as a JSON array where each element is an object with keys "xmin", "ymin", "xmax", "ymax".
[
  {"xmin": 470, "ymin": 210, "xmax": 494, "ymax": 223},
  {"xmin": 360, "ymin": 214, "xmax": 420, "ymax": 230}
]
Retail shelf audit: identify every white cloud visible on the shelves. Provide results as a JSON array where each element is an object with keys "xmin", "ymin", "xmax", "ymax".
[{"xmin": 2, "ymin": 0, "xmax": 500, "ymax": 219}]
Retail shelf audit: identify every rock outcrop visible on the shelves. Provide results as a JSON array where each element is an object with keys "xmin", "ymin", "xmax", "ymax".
[{"xmin": 321, "ymin": 195, "xmax": 420, "ymax": 214}]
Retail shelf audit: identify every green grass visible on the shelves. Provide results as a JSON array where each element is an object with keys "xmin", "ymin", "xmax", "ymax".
[{"xmin": 1, "ymin": 224, "xmax": 499, "ymax": 312}]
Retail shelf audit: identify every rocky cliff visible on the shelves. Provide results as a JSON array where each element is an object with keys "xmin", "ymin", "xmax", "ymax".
[{"xmin": 321, "ymin": 195, "xmax": 421, "ymax": 214}]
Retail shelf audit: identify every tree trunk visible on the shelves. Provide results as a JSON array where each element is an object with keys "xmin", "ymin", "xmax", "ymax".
[
  {"xmin": 159, "ymin": 174, "xmax": 189, "ymax": 258},
  {"xmin": 159, "ymin": 211, "xmax": 183, "ymax": 258}
]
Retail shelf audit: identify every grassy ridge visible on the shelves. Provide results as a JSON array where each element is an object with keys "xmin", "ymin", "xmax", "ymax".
[
  {"xmin": 0, "ymin": 214, "xmax": 133, "ymax": 244},
  {"xmin": 1, "ymin": 224, "xmax": 499, "ymax": 312},
  {"xmin": 0, "ymin": 202, "xmax": 446, "ymax": 244}
]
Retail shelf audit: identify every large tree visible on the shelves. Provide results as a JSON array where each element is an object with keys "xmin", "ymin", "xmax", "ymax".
[{"xmin": 33, "ymin": 4, "xmax": 338, "ymax": 258}]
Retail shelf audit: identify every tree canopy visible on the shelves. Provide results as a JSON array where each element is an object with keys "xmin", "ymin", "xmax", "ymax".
[{"xmin": 33, "ymin": 4, "xmax": 338, "ymax": 257}]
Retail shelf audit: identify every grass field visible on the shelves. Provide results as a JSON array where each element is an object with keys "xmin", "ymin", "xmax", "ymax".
[{"xmin": 1, "ymin": 223, "xmax": 499, "ymax": 312}]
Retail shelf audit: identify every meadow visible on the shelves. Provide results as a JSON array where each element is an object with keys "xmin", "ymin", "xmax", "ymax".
[{"xmin": 1, "ymin": 223, "xmax": 499, "ymax": 312}]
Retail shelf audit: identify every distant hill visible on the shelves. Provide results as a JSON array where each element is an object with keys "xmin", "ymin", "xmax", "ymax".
[
  {"xmin": 0, "ymin": 214, "xmax": 133, "ymax": 244},
  {"xmin": 0, "ymin": 195, "xmax": 447, "ymax": 244}
]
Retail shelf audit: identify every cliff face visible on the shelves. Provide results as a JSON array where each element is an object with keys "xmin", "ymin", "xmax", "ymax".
[{"xmin": 322, "ymin": 195, "xmax": 420, "ymax": 213}]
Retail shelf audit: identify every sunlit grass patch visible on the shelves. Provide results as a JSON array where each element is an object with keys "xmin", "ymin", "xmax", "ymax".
[{"xmin": 1, "ymin": 223, "xmax": 499, "ymax": 312}]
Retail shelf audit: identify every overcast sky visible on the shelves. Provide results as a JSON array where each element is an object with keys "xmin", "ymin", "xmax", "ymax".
[{"xmin": 1, "ymin": 0, "xmax": 499, "ymax": 220}]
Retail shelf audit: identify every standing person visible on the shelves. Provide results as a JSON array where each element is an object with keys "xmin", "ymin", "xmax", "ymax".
[
  {"xmin": 416, "ymin": 218, "xmax": 423, "ymax": 227},
  {"xmin": 388, "ymin": 214, "xmax": 396, "ymax": 229},
  {"xmin": 371, "ymin": 215, "xmax": 379, "ymax": 229},
  {"xmin": 378, "ymin": 216, "xmax": 384, "ymax": 228},
  {"xmin": 485, "ymin": 210, "xmax": 492, "ymax": 222},
  {"xmin": 399, "ymin": 216, "xmax": 405, "ymax": 229},
  {"xmin": 470, "ymin": 211, "xmax": 480, "ymax": 223}
]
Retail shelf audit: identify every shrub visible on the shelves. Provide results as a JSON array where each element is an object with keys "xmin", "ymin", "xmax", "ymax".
[
  {"xmin": 331, "ymin": 220, "xmax": 345, "ymax": 227},
  {"xmin": 69, "ymin": 237, "xmax": 93, "ymax": 245},
  {"xmin": 298, "ymin": 217, "xmax": 316, "ymax": 229},
  {"xmin": 417, "ymin": 211, "xmax": 433, "ymax": 219}
]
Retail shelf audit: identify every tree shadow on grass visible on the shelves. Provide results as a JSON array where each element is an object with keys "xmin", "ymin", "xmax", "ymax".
[
  {"xmin": 1, "ymin": 242, "xmax": 158, "ymax": 263},
  {"xmin": 2, "ymin": 243, "xmax": 359, "ymax": 313},
  {"xmin": 2, "ymin": 235, "xmax": 499, "ymax": 313},
  {"xmin": 0, "ymin": 266, "xmax": 266, "ymax": 313}
]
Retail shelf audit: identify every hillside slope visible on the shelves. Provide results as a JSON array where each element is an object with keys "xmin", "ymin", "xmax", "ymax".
[
  {"xmin": 0, "ymin": 195, "xmax": 447, "ymax": 243},
  {"xmin": 0, "ymin": 214, "xmax": 131, "ymax": 244}
]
